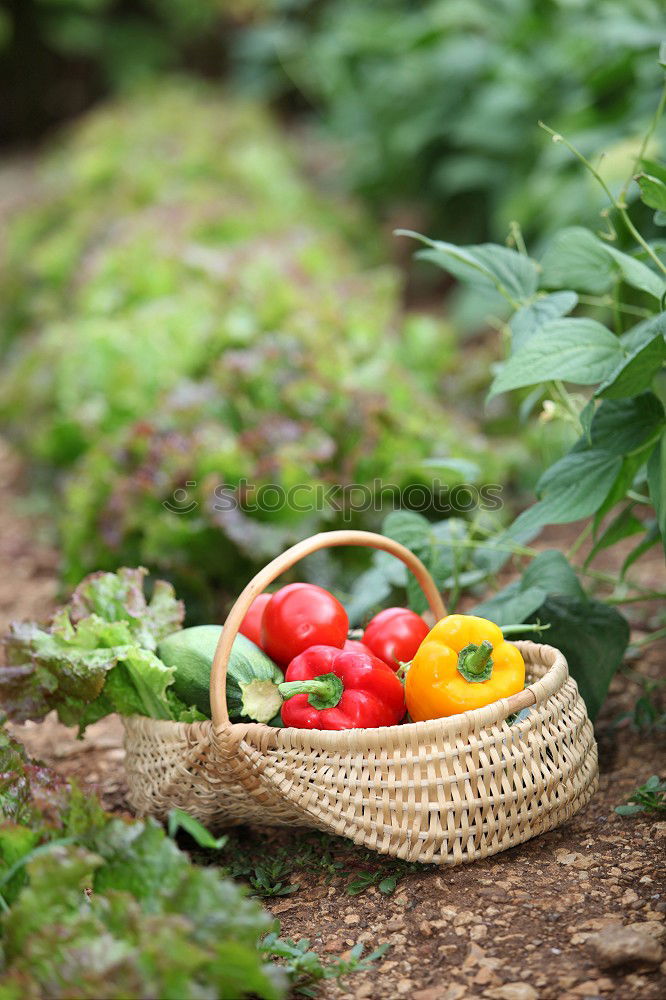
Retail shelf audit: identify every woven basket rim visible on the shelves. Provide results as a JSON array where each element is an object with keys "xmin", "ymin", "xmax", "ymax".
[{"xmin": 125, "ymin": 639, "xmax": 569, "ymax": 751}]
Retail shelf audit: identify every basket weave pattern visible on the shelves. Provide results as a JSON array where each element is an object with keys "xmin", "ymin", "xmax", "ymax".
[{"xmin": 124, "ymin": 640, "xmax": 598, "ymax": 864}]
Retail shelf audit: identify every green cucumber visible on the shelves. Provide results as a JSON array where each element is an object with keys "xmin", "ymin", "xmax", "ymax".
[{"xmin": 157, "ymin": 625, "xmax": 284, "ymax": 725}]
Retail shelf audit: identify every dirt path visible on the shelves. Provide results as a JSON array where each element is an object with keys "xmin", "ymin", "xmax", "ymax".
[{"xmin": 1, "ymin": 436, "xmax": 664, "ymax": 999}]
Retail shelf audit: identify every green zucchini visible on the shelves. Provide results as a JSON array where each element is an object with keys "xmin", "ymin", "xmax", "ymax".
[{"xmin": 157, "ymin": 625, "xmax": 284, "ymax": 725}]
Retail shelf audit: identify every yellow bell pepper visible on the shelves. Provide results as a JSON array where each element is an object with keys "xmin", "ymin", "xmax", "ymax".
[{"xmin": 405, "ymin": 614, "xmax": 525, "ymax": 721}]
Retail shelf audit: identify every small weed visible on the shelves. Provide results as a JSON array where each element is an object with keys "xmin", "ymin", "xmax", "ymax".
[
  {"xmin": 347, "ymin": 870, "xmax": 399, "ymax": 896},
  {"xmin": 615, "ymin": 775, "xmax": 666, "ymax": 816},
  {"xmin": 346, "ymin": 850, "xmax": 424, "ymax": 897},
  {"xmin": 262, "ymin": 932, "xmax": 389, "ymax": 997},
  {"xmin": 166, "ymin": 808, "xmax": 228, "ymax": 850},
  {"xmin": 216, "ymin": 830, "xmax": 425, "ymax": 900},
  {"xmin": 248, "ymin": 859, "xmax": 300, "ymax": 898},
  {"xmin": 613, "ymin": 666, "xmax": 666, "ymax": 734}
]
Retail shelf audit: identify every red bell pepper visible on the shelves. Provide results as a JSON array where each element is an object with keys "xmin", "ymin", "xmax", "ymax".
[{"xmin": 279, "ymin": 645, "xmax": 406, "ymax": 730}]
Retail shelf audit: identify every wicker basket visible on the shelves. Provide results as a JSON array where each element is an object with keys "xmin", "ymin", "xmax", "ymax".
[{"xmin": 124, "ymin": 530, "xmax": 598, "ymax": 864}]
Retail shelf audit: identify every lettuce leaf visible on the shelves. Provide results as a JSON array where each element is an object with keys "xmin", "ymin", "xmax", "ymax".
[
  {"xmin": 67, "ymin": 568, "xmax": 184, "ymax": 650},
  {"xmin": 0, "ymin": 567, "xmax": 202, "ymax": 732},
  {"xmin": 0, "ymin": 737, "xmax": 282, "ymax": 1000}
]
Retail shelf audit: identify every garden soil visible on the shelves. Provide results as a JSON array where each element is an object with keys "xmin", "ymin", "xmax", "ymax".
[{"xmin": 1, "ymin": 436, "xmax": 664, "ymax": 1000}]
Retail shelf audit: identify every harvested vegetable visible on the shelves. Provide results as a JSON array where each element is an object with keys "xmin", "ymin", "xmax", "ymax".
[
  {"xmin": 262, "ymin": 584, "xmax": 348, "ymax": 666},
  {"xmin": 279, "ymin": 645, "xmax": 405, "ymax": 730},
  {"xmin": 405, "ymin": 614, "xmax": 525, "ymax": 721},
  {"xmin": 158, "ymin": 625, "xmax": 284, "ymax": 724},
  {"xmin": 239, "ymin": 594, "xmax": 272, "ymax": 648},
  {"xmin": 363, "ymin": 607, "xmax": 430, "ymax": 671},
  {"xmin": 343, "ymin": 638, "xmax": 373, "ymax": 655},
  {"xmin": 0, "ymin": 568, "xmax": 206, "ymax": 732}
]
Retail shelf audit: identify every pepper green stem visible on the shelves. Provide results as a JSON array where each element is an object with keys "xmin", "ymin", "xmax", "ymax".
[
  {"xmin": 278, "ymin": 672, "xmax": 344, "ymax": 710},
  {"xmin": 500, "ymin": 622, "xmax": 551, "ymax": 637},
  {"xmin": 457, "ymin": 640, "xmax": 494, "ymax": 683}
]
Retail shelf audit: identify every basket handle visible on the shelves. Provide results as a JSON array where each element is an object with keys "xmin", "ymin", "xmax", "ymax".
[{"xmin": 210, "ymin": 529, "xmax": 447, "ymax": 730}]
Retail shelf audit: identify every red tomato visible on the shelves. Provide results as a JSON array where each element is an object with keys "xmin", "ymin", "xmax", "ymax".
[
  {"xmin": 262, "ymin": 583, "xmax": 348, "ymax": 665},
  {"xmin": 238, "ymin": 593, "xmax": 271, "ymax": 647},
  {"xmin": 363, "ymin": 607, "xmax": 430, "ymax": 671},
  {"xmin": 343, "ymin": 638, "xmax": 373, "ymax": 655}
]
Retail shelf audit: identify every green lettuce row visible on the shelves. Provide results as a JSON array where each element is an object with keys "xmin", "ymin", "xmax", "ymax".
[
  {"xmin": 0, "ymin": 84, "xmax": 519, "ymax": 608},
  {"xmin": 0, "ymin": 728, "xmax": 281, "ymax": 999}
]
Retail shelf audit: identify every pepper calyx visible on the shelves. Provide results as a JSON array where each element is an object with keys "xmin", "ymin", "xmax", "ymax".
[
  {"xmin": 278, "ymin": 672, "xmax": 344, "ymax": 710},
  {"xmin": 457, "ymin": 640, "xmax": 494, "ymax": 683},
  {"xmin": 396, "ymin": 660, "xmax": 412, "ymax": 685}
]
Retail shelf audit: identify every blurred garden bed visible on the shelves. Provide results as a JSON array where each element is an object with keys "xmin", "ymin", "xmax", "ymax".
[{"xmin": 0, "ymin": 82, "xmax": 528, "ymax": 617}]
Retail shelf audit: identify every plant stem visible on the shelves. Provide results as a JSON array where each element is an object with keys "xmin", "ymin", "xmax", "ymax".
[
  {"xmin": 552, "ymin": 380, "xmax": 582, "ymax": 431},
  {"xmin": 539, "ymin": 121, "xmax": 617, "ymax": 203},
  {"xmin": 619, "ymin": 211, "xmax": 666, "ymax": 277},
  {"xmin": 603, "ymin": 590, "xmax": 666, "ymax": 605},
  {"xmin": 613, "ymin": 282, "xmax": 623, "ymax": 335},
  {"xmin": 630, "ymin": 626, "xmax": 666, "ymax": 649},
  {"xmin": 500, "ymin": 623, "xmax": 551, "ymax": 636},
  {"xmin": 576, "ymin": 295, "xmax": 653, "ymax": 319},
  {"xmin": 618, "ymin": 81, "xmax": 666, "ymax": 207},
  {"xmin": 278, "ymin": 673, "xmax": 344, "ymax": 710},
  {"xmin": 626, "ymin": 490, "xmax": 652, "ymax": 504},
  {"xmin": 567, "ymin": 522, "xmax": 593, "ymax": 560},
  {"xmin": 539, "ymin": 119, "xmax": 666, "ymax": 278},
  {"xmin": 457, "ymin": 641, "xmax": 494, "ymax": 681},
  {"xmin": 509, "ymin": 220, "xmax": 528, "ymax": 256}
]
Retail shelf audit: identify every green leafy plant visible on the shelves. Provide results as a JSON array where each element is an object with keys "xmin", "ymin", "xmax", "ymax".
[
  {"xmin": 261, "ymin": 934, "xmax": 388, "ymax": 998},
  {"xmin": 351, "ymin": 75, "xmax": 666, "ymax": 719},
  {"xmin": 347, "ymin": 869, "xmax": 399, "ymax": 896},
  {"xmin": 615, "ymin": 775, "xmax": 666, "ymax": 815},
  {"xmin": 248, "ymin": 860, "xmax": 300, "ymax": 899},
  {"xmin": 0, "ymin": 84, "xmax": 513, "ymax": 614},
  {"xmin": 167, "ymin": 808, "xmax": 228, "ymax": 850},
  {"xmin": 0, "ymin": 727, "xmax": 388, "ymax": 998},
  {"xmin": 613, "ymin": 667, "xmax": 666, "ymax": 732},
  {"xmin": 0, "ymin": 729, "xmax": 282, "ymax": 999},
  {"xmin": 235, "ymin": 0, "xmax": 664, "ymax": 245},
  {"xmin": 216, "ymin": 828, "xmax": 421, "ymax": 903},
  {"xmin": 0, "ymin": 0, "xmax": 254, "ymax": 141},
  {"xmin": 0, "ymin": 567, "xmax": 206, "ymax": 732}
]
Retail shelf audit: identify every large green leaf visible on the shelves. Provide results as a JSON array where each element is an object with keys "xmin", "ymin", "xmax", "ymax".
[
  {"xmin": 474, "ymin": 550, "xmax": 584, "ymax": 623},
  {"xmin": 584, "ymin": 392, "xmax": 665, "ymax": 455},
  {"xmin": 540, "ymin": 226, "xmax": 666, "ymax": 299},
  {"xmin": 640, "ymin": 158, "xmax": 666, "ymax": 185},
  {"xmin": 621, "ymin": 519, "xmax": 661, "ymax": 577},
  {"xmin": 501, "ymin": 451, "xmax": 623, "ymax": 536},
  {"xmin": 603, "ymin": 245, "xmax": 666, "ymax": 300},
  {"xmin": 586, "ymin": 505, "xmax": 644, "ymax": 566},
  {"xmin": 592, "ymin": 451, "xmax": 647, "ymax": 528},
  {"xmin": 68, "ymin": 568, "xmax": 184, "ymax": 651},
  {"xmin": 647, "ymin": 430, "xmax": 666, "ymax": 555},
  {"xmin": 489, "ymin": 319, "xmax": 623, "ymax": 397},
  {"xmin": 540, "ymin": 227, "xmax": 617, "ymax": 294},
  {"xmin": 597, "ymin": 322, "xmax": 666, "ymax": 399},
  {"xmin": 509, "ymin": 291, "xmax": 578, "ymax": 353},
  {"xmin": 382, "ymin": 509, "xmax": 431, "ymax": 554},
  {"xmin": 473, "ymin": 582, "xmax": 547, "ymax": 625},
  {"xmin": 474, "ymin": 556, "xmax": 631, "ymax": 721},
  {"xmin": 520, "ymin": 549, "xmax": 585, "ymax": 599},
  {"xmin": 636, "ymin": 172, "xmax": 666, "ymax": 212},
  {"xmin": 400, "ymin": 231, "xmax": 539, "ymax": 303},
  {"xmin": 535, "ymin": 449, "xmax": 622, "ymax": 523},
  {"xmin": 527, "ymin": 595, "xmax": 629, "ymax": 721}
]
